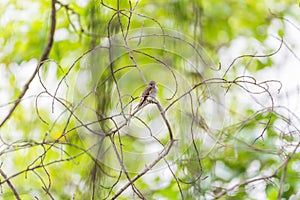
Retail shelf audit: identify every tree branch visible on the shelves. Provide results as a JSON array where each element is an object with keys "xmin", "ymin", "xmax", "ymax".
[
  {"xmin": 0, "ymin": 0, "xmax": 57, "ymax": 128},
  {"xmin": 0, "ymin": 168, "xmax": 21, "ymax": 200}
]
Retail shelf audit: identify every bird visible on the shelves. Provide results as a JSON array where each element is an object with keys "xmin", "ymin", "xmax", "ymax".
[{"xmin": 135, "ymin": 80, "xmax": 158, "ymax": 109}]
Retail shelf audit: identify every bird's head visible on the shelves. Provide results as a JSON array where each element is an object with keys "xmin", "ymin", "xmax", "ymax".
[{"xmin": 148, "ymin": 80, "xmax": 156, "ymax": 86}]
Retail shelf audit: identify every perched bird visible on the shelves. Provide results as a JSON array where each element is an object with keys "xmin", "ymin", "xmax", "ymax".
[{"xmin": 136, "ymin": 80, "xmax": 158, "ymax": 109}]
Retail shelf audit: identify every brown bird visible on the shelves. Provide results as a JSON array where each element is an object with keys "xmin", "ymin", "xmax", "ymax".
[{"xmin": 136, "ymin": 80, "xmax": 158, "ymax": 109}]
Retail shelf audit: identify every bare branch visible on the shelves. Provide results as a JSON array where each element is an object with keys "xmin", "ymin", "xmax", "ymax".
[
  {"xmin": 0, "ymin": 168, "xmax": 21, "ymax": 200},
  {"xmin": 0, "ymin": 0, "xmax": 57, "ymax": 128}
]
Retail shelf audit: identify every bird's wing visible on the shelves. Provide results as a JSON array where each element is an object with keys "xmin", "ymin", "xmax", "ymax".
[
  {"xmin": 137, "ymin": 85, "xmax": 152, "ymax": 108},
  {"xmin": 141, "ymin": 85, "xmax": 152, "ymax": 97}
]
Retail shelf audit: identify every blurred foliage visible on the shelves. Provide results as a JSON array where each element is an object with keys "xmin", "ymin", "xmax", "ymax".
[{"xmin": 0, "ymin": 0, "xmax": 300, "ymax": 199}]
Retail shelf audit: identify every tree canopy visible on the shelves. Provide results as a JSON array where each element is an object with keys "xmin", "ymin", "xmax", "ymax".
[{"xmin": 1, "ymin": 0, "xmax": 300, "ymax": 199}]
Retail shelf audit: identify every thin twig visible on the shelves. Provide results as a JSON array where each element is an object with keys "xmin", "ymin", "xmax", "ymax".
[
  {"xmin": 0, "ymin": 0, "xmax": 57, "ymax": 128},
  {"xmin": 0, "ymin": 168, "xmax": 21, "ymax": 200}
]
